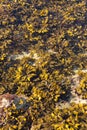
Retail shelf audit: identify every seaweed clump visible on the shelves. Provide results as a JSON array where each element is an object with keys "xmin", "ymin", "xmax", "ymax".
[{"xmin": 0, "ymin": 0, "xmax": 87, "ymax": 129}]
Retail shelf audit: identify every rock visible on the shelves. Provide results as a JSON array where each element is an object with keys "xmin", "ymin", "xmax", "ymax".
[{"xmin": 0, "ymin": 93, "xmax": 16, "ymax": 109}]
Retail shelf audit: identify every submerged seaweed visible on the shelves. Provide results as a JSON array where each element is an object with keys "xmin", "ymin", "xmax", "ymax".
[{"xmin": 0, "ymin": 0, "xmax": 87, "ymax": 129}]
